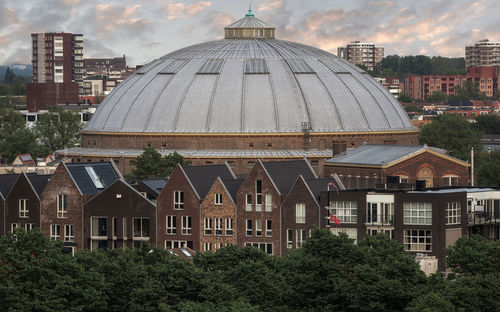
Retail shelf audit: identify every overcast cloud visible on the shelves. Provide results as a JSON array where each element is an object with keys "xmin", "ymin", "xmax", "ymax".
[{"xmin": 0, "ymin": 0, "xmax": 499, "ymax": 66}]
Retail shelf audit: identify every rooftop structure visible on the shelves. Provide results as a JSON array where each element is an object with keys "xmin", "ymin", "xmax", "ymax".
[{"xmin": 465, "ymin": 39, "xmax": 500, "ymax": 68}]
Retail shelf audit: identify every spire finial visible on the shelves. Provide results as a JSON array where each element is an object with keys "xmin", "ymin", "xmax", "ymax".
[{"xmin": 246, "ymin": 3, "xmax": 255, "ymax": 17}]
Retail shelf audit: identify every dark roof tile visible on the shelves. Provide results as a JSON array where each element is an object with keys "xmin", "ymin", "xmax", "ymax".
[
  {"xmin": 66, "ymin": 162, "xmax": 120, "ymax": 195},
  {"xmin": 183, "ymin": 164, "xmax": 235, "ymax": 198},
  {"xmin": 0, "ymin": 174, "xmax": 20, "ymax": 198},
  {"xmin": 27, "ymin": 174, "xmax": 51, "ymax": 197},
  {"xmin": 262, "ymin": 159, "xmax": 316, "ymax": 194}
]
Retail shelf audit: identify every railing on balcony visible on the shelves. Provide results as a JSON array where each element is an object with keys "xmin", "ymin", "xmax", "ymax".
[{"xmin": 468, "ymin": 212, "xmax": 500, "ymax": 225}]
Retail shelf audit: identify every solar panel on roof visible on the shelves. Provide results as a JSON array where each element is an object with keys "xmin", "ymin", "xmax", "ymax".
[
  {"xmin": 197, "ymin": 59, "xmax": 224, "ymax": 74},
  {"xmin": 20, "ymin": 155, "xmax": 33, "ymax": 161},
  {"xmin": 85, "ymin": 166, "xmax": 104, "ymax": 189},
  {"xmin": 245, "ymin": 59, "xmax": 269, "ymax": 74},
  {"xmin": 319, "ymin": 59, "xmax": 352, "ymax": 74},
  {"xmin": 181, "ymin": 249, "xmax": 192, "ymax": 257},
  {"xmin": 159, "ymin": 59, "xmax": 189, "ymax": 74},
  {"xmin": 285, "ymin": 59, "xmax": 315, "ymax": 74}
]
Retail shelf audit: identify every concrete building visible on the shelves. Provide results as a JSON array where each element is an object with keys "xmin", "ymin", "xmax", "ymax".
[
  {"xmin": 27, "ymin": 32, "xmax": 83, "ymax": 111},
  {"xmin": 466, "ymin": 39, "xmax": 500, "ymax": 68},
  {"xmin": 404, "ymin": 75, "xmax": 468, "ymax": 101},
  {"xmin": 84, "ymin": 56, "xmax": 127, "ymax": 80},
  {"xmin": 337, "ymin": 41, "xmax": 384, "ymax": 71},
  {"xmin": 56, "ymin": 10, "xmax": 417, "ymax": 176}
]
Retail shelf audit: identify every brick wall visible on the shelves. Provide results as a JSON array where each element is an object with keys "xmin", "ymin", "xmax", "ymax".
[{"xmin": 5, "ymin": 175, "xmax": 41, "ymax": 233}]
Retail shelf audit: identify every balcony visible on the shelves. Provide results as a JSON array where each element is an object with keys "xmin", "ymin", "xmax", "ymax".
[{"xmin": 468, "ymin": 212, "xmax": 500, "ymax": 225}]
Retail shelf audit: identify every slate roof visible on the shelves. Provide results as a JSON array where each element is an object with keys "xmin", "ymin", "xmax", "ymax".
[
  {"xmin": 26, "ymin": 174, "xmax": 51, "ymax": 197},
  {"xmin": 223, "ymin": 178, "xmax": 245, "ymax": 201},
  {"xmin": 65, "ymin": 162, "xmax": 120, "ymax": 195},
  {"xmin": 183, "ymin": 164, "xmax": 236, "ymax": 199},
  {"xmin": 0, "ymin": 174, "xmax": 20, "ymax": 199},
  {"xmin": 304, "ymin": 178, "xmax": 339, "ymax": 202},
  {"xmin": 262, "ymin": 159, "xmax": 317, "ymax": 194},
  {"xmin": 139, "ymin": 179, "xmax": 167, "ymax": 196},
  {"xmin": 325, "ymin": 144, "xmax": 468, "ymax": 167}
]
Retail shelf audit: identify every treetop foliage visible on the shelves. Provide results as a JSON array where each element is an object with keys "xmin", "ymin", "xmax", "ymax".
[
  {"xmin": 1, "ymin": 228, "xmax": 499, "ymax": 311},
  {"xmin": 375, "ymin": 55, "xmax": 466, "ymax": 77},
  {"xmin": 127, "ymin": 147, "xmax": 191, "ymax": 180}
]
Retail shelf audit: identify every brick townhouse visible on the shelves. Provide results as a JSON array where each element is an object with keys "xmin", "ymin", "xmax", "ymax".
[
  {"xmin": 0, "ymin": 174, "xmax": 20, "ymax": 235},
  {"xmin": 236, "ymin": 159, "xmax": 317, "ymax": 256},
  {"xmin": 40, "ymin": 162, "xmax": 121, "ymax": 249},
  {"xmin": 157, "ymin": 163, "xmax": 236, "ymax": 251},
  {"xmin": 5, "ymin": 173, "xmax": 50, "ymax": 234}
]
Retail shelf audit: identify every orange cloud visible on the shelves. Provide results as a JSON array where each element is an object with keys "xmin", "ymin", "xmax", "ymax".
[{"xmin": 164, "ymin": 1, "xmax": 212, "ymax": 20}]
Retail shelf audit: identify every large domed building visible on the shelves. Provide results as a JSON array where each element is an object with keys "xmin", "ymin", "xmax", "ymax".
[{"xmin": 59, "ymin": 9, "xmax": 418, "ymax": 175}]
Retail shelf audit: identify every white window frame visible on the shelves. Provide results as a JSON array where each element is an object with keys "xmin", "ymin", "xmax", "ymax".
[
  {"xmin": 296, "ymin": 229, "xmax": 306, "ymax": 248},
  {"xmin": 204, "ymin": 242, "xmax": 212, "ymax": 252},
  {"xmin": 265, "ymin": 194, "xmax": 272, "ymax": 212},
  {"xmin": 181, "ymin": 216, "xmax": 192, "ymax": 235},
  {"xmin": 18, "ymin": 199, "xmax": 28, "ymax": 218},
  {"xmin": 165, "ymin": 240, "xmax": 187, "ymax": 249},
  {"xmin": 57, "ymin": 194, "xmax": 67, "ymax": 218},
  {"xmin": 244, "ymin": 242, "xmax": 273, "ymax": 255},
  {"xmin": 174, "ymin": 190, "xmax": 184, "ymax": 210},
  {"xmin": 330, "ymin": 227, "xmax": 358, "ymax": 242},
  {"xmin": 50, "ymin": 224, "xmax": 61, "ymax": 240},
  {"xmin": 11, "ymin": 223, "xmax": 21, "ymax": 232},
  {"xmin": 256, "ymin": 219, "xmax": 262, "ymax": 237},
  {"xmin": 256, "ymin": 180, "xmax": 262, "ymax": 211},
  {"xmin": 90, "ymin": 216, "xmax": 108, "ymax": 239},
  {"xmin": 287, "ymin": 229, "xmax": 293, "ymax": 249},
  {"xmin": 64, "ymin": 224, "xmax": 74, "ymax": 242},
  {"xmin": 215, "ymin": 218, "xmax": 223, "ymax": 235},
  {"xmin": 246, "ymin": 194, "xmax": 252, "ymax": 211},
  {"xmin": 214, "ymin": 193, "xmax": 223, "ymax": 205},
  {"xmin": 404, "ymin": 229, "xmax": 432, "ymax": 252},
  {"xmin": 24, "ymin": 223, "xmax": 34, "ymax": 231},
  {"xmin": 296, "ymin": 203, "xmax": 306, "ymax": 223},
  {"xmin": 446, "ymin": 202, "xmax": 461, "ymax": 225},
  {"xmin": 266, "ymin": 219, "xmax": 272, "ymax": 237},
  {"xmin": 330, "ymin": 201, "xmax": 358, "ymax": 224},
  {"xmin": 166, "ymin": 215, "xmax": 177, "ymax": 235},
  {"xmin": 204, "ymin": 217, "xmax": 212, "ymax": 235},
  {"xmin": 443, "ymin": 174, "xmax": 459, "ymax": 186},
  {"xmin": 404, "ymin": 202, "xmax": 432, "ymax": 225},
  {"xmin": 225, "ymin": 218, "xmax": 233, "ymax": 236},
  {"xmin": 123, "ymin": 217, "xmax": 128, "ymax": 240}
]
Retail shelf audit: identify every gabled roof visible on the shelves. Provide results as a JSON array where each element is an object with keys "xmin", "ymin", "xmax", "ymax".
[
  {"xmin": 304, "ymin": 178, "xmax": 339, "ymax": 201},
  {"xmin": 325, "ymin": 144, "xmax": 469, "ymax": 168},
  {"xmin": 222, "ymin": 178, "xmax": 245, "ymax": 202},
  {"xmin": 65, "ymin": 162, "xmax": 120, "ymax": 195},
  {"xmin": 27, "ymin": 174, "xmax": 51, "ymax": 197},
  {"xmin": 85, "ymin": 179, "xmax": 156, "ymax": 207},
  {"xmin": 14, "ymin": 154, "xmax": 35, "ymax": 165},
  {"xmin": 182, "ymin": 164, "xmax": 236, "ymax": 199},
  {"xmin": 261, "ymin": 159, "xmax": 317, "ymax": 195},
  {"xmin": 139, "ymin": 179, "xmax": 167, "ymax": 196},
  {"xmin": 0, "ymin": 174, "xmax": 20, "ymax": 199}
]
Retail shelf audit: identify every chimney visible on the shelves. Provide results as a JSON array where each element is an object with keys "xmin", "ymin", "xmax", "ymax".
[{"xmin": 332, "ymin": 140, "xmax": 347, "ymax": 156}]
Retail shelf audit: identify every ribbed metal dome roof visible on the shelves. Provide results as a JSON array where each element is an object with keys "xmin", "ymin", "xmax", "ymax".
[{"xmin": 85, "ymin": 15, "xmax": 414, "ymax": 134}]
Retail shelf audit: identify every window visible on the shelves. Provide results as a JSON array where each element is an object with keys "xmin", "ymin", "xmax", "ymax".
[
  {"xmin": 265, "ymin": 194, "xmax": 272, "ymax": 212},
  {"xmin": 446, "ymin": 202, "xmax": 461, "ymax": 225},
  {"xmin": 112, "ymin": 218, "xmax": 117, "ymax": 239},
  {"xmin": 50, "ymin": 224, "xmax": 61, "ymax": 240},
  {"xmin": 245, "ymin": 242, "xmax": 273, "ymax": 255},
  {"xmin": 204, "ymin": 242, "xmax": 212, "ymax": 252},
  {"xmin": 287, "ymin": 229, "xmax": 293, "ymax": 249},
  {"xmin": 266, "ymin": 220, "xmax": 272, "ymax": 237},
  {"xmin": 330, "ymin": 201, "xmax": 357, "ymax": 224},
  {"xmin": 256, "ymin": 180, "xmax": 262, "ymax": 211},
  {"xmin": 296, "ymin": 229, "xmax": 306, "ymax": 248},
  {"xmin": 181, "ymin": 216, "xmax": 192, "ymax": 235},
  {"xmin": 246, "ymin": 219, "xmax": 253, "ymax": 236},
  {"xmin": 174, "ymin": 191, "xmax": 184, "ymax": 210},
  {"xmin": 64, "ymin": 224, "xmax": 74, "ymax": 242},
  {"xmin": 24, "ymin": 223, "xmax": 34, "ymax": 231},
  {"xmin": 214, "ymin": 193, "xmax": 223, "ymax": 205},
  {"xmin": 133, "ymin": 218, "xmax": 150, "ymax": 239},
  {"xmin": 166, "ymin": 240, "xmax": 187, "ymax": 249},
  {"xmin": 11, "ymin": 223, "xmax": 21, "ymax": 232},
  {"xmin": 225, "ymin": 218, "xmax": 233, "ymax": 236},
  {"xmin": 330, "ymin": 227, "xmax": 358, "ymax": 242},
  {"xmin": 123, "ymin": 217, "xmax": 128, "ymax": 239},
  {"xmin": 256, "ymin": 219, "xmax": 262, "ymax": 237},
  {"xmin": 167, "ymin": 216, "xmax": 177, "ymax": 234},
  {"xmin": 204, "ymin": 217, "xmax": 212, "ymax": 235},
  {"xmin": 18, "ymin": 199, "xmax": 28, "ymax": 218},
  {"xmin": 443, "ymin": 175, "xmax": 459, "ymax": 186},
  {"xmin": 215, "ymin": 218, "xmax": 223, "ymax": 235},
  {"xmin": 366, "ymin": 202, "xmax": 394, "ymax": 224},
  {"xmin": 404, "ymin": 229, "xmax": 432, "ymax": 251},
  {"xmin": 296, "ymin": 203, "xmax": 306, "ymax": 223},
  {"xmin": 404, "ymin": 202, "xmax": 432, "ymax": 225},
  {"xmin": 57, "ymin": 194, "xmax": 67, "ymax": 218},
  {"xmin": 246, "ymin": 194, "xmax": 252, "ymax": 211},
  {"xmin": 91, "ymin": 217, "xmax": 107, "ymax": 237},
  {"xmin": 399, "ymin": 175, "xmax": 409, "ymax": 183}
]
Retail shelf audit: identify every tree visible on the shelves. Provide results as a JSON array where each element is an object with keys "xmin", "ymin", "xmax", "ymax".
[
  {"xmin": 404, "ymin": 105, "xmax": 423, "ymax": 113},
  {"xmin": 425, "ymin": 91, "xmax": 448, "ymax": 103},
  {"xmin": 473, "ymin": 114, "xmax": 500, "ymax": 134},
  {"xmin": 448, "ymin": 81, "xmax": 488, "ymax": 103},
  {"xmin": 3, "ymin": 66, "xmax": 14, "ymax": 84},
  {"xmin": 446, "ymin": 235, "xmax": 500, "ymax": 275},
  {"xmin": 419, "ymin": 113, "xmax": 483, "ymax": 160},
  {"xmin": 397, "ymin": 93, "xmax": 413, "ymax": 103},
  {"xmin": 33, "ymin": 108, "xmax": 83, "ymax": 151},
  {"xmin": 406, "ymin": 292, "xmax": 454, "ymax": 312},
  {"xmin": 475, "ymin": 151, "xmax": 500, "ymax": 186},
  {"xmin": 127, "ymin": 147, "xmax": 190, "ymax": 179},
  {"xmin": 0, "ymin": 108, "xmax": 42, "ymax": 162}
]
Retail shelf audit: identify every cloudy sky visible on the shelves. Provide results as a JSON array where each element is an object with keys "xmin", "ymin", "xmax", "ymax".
[{"xmin": 1, "ymin": 0, "xmax": 499, "ymax": 66}]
